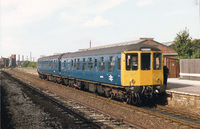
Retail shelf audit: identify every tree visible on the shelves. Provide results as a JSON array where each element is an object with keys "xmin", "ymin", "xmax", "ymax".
[
  {"xmin": 171, "ymin": 28, "xmax": 199, "ymax": 59},
  {"xmin": 191, "ymin": 39, "xmax": 200, "ymax": 58}
]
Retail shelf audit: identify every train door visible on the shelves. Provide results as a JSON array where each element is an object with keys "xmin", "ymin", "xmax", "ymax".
[{"xmin": 140, "ymin": 52, "xmax": 152, "ymax": 85}]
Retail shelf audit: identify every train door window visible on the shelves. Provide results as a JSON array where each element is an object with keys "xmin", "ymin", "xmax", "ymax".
[
  {"xmin": 71, "ymin": 59, "xmax": 73, "ymax": 69},
  {"xmin": 99, "ymin": 57, "xmax": 105, "ymax": 72},
  {"xmin": 51, "ymin": 60, "xmax": 53, "ymax": 68},
  {"xmin": 126, "ymin": 54, "xmax": 138, "ymax": 70},
  {"xmin": 82, "ymin": 58, "xmax": 86, "ymax": 70},
  {"xmin": 61, "ymin": 60, "xmax": 64, "ymax": 69},
  {"xmin": 49, "ymin": 61, "xmax": 51, "ymax": 68},
  {"xmin": 74, "ymin": 59, "xmax": 76, "ymax": 70},
  {"xmin": 88, "ymin": 58, "xmax": 93, "ymax": 71},
  {"xmin": 77, "ymin": 58, "xmax": 80, "ymax": 70},
  {"xmin": 67, "ymin": 60, "xmax": 70, "ymax": 70},
  {"xmin": 107, "ymin": 56, "xmax": 115, "ymax": 72},
  {"xmin": 53, "ymin": 60, "xmax": 55, "ymax": 68},
  {"xmin": 117, "ymin": 58, "xmax": 121, "ymax": 71},
  {"xmin": 94, "ymin": 58, "xmax": 97, "ymax": 70},
  {"xmin": 64, "ymin": 60, "xmax": 66, "ymax": 69},
  {"xmin": 141, "ymin": 53, "xmax": 151, "ymax": 70},
  {"xmin": 55, "ymin": 60, "xmax": 57, "ymax": 68},
  {"xmin": 153, "ymin": 53, "xmax": 161, "ymax": 70}
]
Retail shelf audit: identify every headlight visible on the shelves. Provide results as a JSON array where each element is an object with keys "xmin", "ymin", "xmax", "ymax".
[{"xmin": 130, "ymin": 79, "xmax": 135, "ymax": 83}]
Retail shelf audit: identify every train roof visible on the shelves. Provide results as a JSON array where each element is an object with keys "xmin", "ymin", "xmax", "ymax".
[
  {"xmin": 38, "ymin": 39, "xmax": 161, "ymax": 61},
  {"xmin": 38, "ymin": 54, "xmax": 64, "ymax": 61},
  {"xmin": 62, "ymin": 40, "xmax": 161, "ymax": 58}
]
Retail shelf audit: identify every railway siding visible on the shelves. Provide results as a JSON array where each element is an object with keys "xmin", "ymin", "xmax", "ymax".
[{"xmin": 4, "ymin": 68, "xmax": 200, "ymax": 129}]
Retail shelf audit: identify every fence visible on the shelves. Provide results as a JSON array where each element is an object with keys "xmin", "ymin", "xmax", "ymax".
[{"xmin": 180, "ymin": 59, "xmax": 200, "ymax": 80}]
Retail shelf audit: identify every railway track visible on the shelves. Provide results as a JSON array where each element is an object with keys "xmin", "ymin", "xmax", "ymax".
[
  {"xmin": 4, "ymin": 69, "xmax": 200, "ymax": 129},
  {"xmin": 3, "ymin": 71, "xmax": 146, "ymax": 129}
]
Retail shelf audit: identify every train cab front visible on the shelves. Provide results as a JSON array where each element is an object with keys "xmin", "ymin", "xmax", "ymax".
[{"xmin": 121, "ymin": 48, "xmax": 165, "ymax": 103}]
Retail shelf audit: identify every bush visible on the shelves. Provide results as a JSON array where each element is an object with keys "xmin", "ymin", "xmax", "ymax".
[{"xmin": 22, "ymin": 61, "xmax": 37, "ymax": 68}]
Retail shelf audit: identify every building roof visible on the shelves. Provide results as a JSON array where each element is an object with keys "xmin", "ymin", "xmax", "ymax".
[{"xmin": 62, "ymin": 43, "xmax": 161, "ymax": 58}]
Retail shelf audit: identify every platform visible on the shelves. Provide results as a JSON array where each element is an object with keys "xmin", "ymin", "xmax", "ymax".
[{"xmin": 167, "ymin": 78, "xmax": 200, "ymax": 96}]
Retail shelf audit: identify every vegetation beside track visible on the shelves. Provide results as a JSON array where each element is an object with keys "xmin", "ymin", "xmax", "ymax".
[{"xmin": 21, "ymin": 61, "xmax": 37, "ymax": 68}]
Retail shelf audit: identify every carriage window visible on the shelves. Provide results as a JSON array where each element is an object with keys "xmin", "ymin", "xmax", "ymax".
[
  {"xmin": 51, "ymin": 60, "xmax": 53, "ymax": 68},
  {"xmin": 61, "ymin": 60, "xmax": 64, "ymax": 69},
  {"xmin": 107, "ymin": 56, "xmax": 115, "ymax": 72},
  {"xmin": 88, "ymin": 58, "xmax": 93, "ymax": 71},
  {"xmin": 94, "ymin": 59, "xmax": 97, "ymax": 70},
  {"xmin": 71, "ymin": 60, "xmax": 73, "ymax": 69},
  {"xmin": 56, "ymin": 60, "xmax": 57, "ymax": 68},
  {"xmin": 82, "ymin": 58, "xmax": 86, "ymax": 70},
  {"xmin": 141, "ymin": 53, "xmax": 151, "ymax": 70},
  {"xmin": 153, "ymin": 53, "xmax": 161, "ymax": 70},
  {"xmin": 64, "ymin": 60, "xmax": 66, "ymax": 68},
  {"xmin": 54, "ymin": 60, "xmax": 56, "ymax": 68},
  {"xmin": 99, "ymin": 57, "xmax": 105, "ymax": 72},
  {"xmin": 49, "ymin": 61, "xmax": 51, "ymax": 68},
  {"xmin": 67, "ymin": 60, "xmax": 70, "ymax": 70},
  {"xmin": 74, "ymin": 59, "xmax": 76, "ymax": 69},
  {"xmin": 118, "ymin": 58, "xmax": 121, "ymax": 71},
  {"xmin": 126, "ymin": 54, "xmax": 138, "ymax": 70},
  {"xmin": 77, "ymin": 58, "xmax": 80, "ymax": 70}
]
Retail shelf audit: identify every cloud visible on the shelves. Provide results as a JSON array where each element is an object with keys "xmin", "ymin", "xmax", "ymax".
[
  {"xmin": 136, "ymin": 0, "xmax": 152, "ymax": 7},
  {"xmin": 82, "ymin": 16, "xmax": 113, "ymax": 28},
  {"xmin": 58, "ymin": 0, "xmax": 127, "ymax": 28},
  {"xmin": 60, "ymin": 13, "xmax": 81, "ymax": 23},
  {"xmin": 1, "ymin": 0, "xmax": 70, "ymax": 28},
  {"xmin": 166, "ymin": 10, "xmax": 185, "ymax": 16},
  {"xmin": 85, "ymin": 0, "xmax": 127, "ymax": 14}
]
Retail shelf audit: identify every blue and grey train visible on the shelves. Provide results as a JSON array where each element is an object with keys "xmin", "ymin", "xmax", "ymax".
[{"xmin": 37, "ymin": 43, "xmax": 165, "ymax": 104}]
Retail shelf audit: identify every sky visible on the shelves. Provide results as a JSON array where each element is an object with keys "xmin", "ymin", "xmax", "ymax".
[{"xmin": 0, "ymin": 0, "xmax": 199, "ymax": 61}]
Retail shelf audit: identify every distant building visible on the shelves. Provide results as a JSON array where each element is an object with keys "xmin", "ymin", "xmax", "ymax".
[
  {"xmin": 9, "ymin": 54, "xmax": 16, "ymax": 67},
  {"xmin": 0, "ymin": 57, "xmax": 9, "ymax": 68}
]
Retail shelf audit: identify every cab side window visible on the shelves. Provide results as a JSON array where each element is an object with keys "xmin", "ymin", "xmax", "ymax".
[
  {"xmin": 126, "ymin": 54, "xmax": 138, "ymax": 70},
  {"xmin": 153, "ymin": 53, "xmax": 161, "ymax": 70}
]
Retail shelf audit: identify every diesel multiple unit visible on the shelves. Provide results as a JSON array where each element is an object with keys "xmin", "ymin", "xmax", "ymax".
[{"xmin": 37, "ymin": 43, "xmax": 165, "ymax": 104}]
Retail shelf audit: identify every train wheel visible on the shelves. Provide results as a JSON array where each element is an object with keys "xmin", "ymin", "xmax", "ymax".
[{"xmin": 109, "ymin": 93, "xmax": 114, "ymax": 99}]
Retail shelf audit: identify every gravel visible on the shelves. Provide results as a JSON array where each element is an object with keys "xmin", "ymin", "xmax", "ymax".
[
  {"xmin": 0, "ymin": 71, "xmax": 95, "ymax": 129},
  {"xmin": 3, "ymin": 68, "xmax": 179, "ymax": 129}
]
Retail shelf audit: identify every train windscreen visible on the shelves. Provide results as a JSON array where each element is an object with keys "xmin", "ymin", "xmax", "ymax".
[{"xmin": 141, "ymin": 53, "xmax": 151, "ymax": 70}]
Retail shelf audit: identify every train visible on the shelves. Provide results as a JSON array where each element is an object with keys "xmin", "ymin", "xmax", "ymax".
[{"xmin": 37, "ymin": 43, "xmax": 166, "ymax": 104}]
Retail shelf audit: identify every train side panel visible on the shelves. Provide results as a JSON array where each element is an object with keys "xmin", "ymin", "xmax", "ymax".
[{"xmin": 60, "ymin": 54, "xmax": 121, "ymax": 85}]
